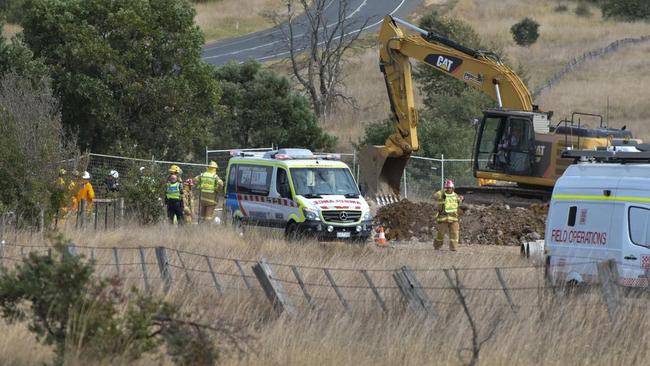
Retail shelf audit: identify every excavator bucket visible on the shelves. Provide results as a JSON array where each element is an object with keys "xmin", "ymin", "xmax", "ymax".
[{"xmin": 358, "ymin": 145, "xmax": 410, "ymax": 199}]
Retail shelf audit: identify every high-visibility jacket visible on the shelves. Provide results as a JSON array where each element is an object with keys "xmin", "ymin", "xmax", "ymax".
[
  {"xmin": 75, "ymin": 181, "xmax": 95, "ymax": 211},
  {"xmin": 434, "ymin": 190, "xmax": 461, "ymax": 223},
  {"xmin": 166, "ymin": 182, "xmax": 182, "ymax": 200},
  {"xmin": 195, "ymin": 171, "xmax": 223, "ymax": 204}
]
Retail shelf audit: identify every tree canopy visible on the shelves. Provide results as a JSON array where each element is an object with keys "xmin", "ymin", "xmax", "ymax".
[
  {"xmin": 20, "ymin": 0, "xmax": 221, "ymax": 160},
  {"xmin": 213, "ymin": 60, "xmax": 336, "ymax": 151}
]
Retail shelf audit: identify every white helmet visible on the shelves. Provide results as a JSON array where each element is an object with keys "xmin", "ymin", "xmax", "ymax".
[
  {"xmin": 82, "ymin": 171, "xmax": 91, "ymax": 180},
  {"xmin": 109, "ymin": 170, "xmax": 119, "ymax": 178}
]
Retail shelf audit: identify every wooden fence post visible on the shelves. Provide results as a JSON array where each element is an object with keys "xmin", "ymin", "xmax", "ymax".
[
  {"xmin": 204, "ymin": 256, "xmax": 223, "ymax": 296},
  {"xmin": 361, "ymin": 270, "xmax": 388, "ymax": 313},
  {"xmin": 234, "ymin": 259, "xmax": 254, "ymax": 291},
  {"xmin": 495, "ymin": 268, "xmax": 517, "ymax": 313},
  {"xmin": 175, "ymin": 250, "xmax": 192, "ymax": 284},
  {"xmin": 324, "ymin": 268, "xmax": 350, "ymax": 312},
  {"xmin": 112, "ymin": 247, "xmax": 120, "ymax": 275},
  {"xmin": 252, "ymin": 258, "xmax": 296, "ymax": 316},
  {"xmin": 0, "ymin": 239, "xmax": 4, "ymax": 267},
  {"xmin": 155, "ymin": 246, "xmax": 172, "ymax": 294},
  {"xmin": 291, "ymin": 265, "xmax": 317, "ymax": 309},
  {"xmin": 138, "ymin": 246, "xmax": 150, "ymax": 292},
  {"xmin": 597, "ymin": 259, "xmax": 621, "ymax": 322},
  {"xmin": 393, "ymin": 266, "xmax": 437, "ymax": 319}
]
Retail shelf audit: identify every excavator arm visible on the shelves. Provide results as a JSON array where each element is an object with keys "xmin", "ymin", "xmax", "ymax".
[{"xmin": 359, "ymin": 16, "xmax": 533, "ymax": 198}]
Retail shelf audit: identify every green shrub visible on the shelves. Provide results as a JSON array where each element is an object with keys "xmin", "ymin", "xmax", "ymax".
[
  {"xmin": 601, "ymin": 0, "xmax": 650, "ymax": 20},
  {"xmin": 510, "ymin": 18, "xmax": 540, "ymax": 47},
  {"xmin": 0, "ymin": 233, "xmax": 223, "ymax": 365},
  {"xmin": 554, "ymin": 4, "xmax": 569, "ymax": 12},
  {"xmin": 121, "ymin": 165, "xmax": 165, "ymax": 225},
  {"xmin": 575, "ymin": 2, "xmax": 593, "ymax": 17}
]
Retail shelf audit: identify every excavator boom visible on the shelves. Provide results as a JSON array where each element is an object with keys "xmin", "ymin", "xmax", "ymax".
[{"xmin": 359, "ymin": 16, "xmax": 533, "ymax": 198}]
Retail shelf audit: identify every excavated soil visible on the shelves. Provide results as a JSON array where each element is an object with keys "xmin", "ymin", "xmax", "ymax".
[{"xmin": 375, "ymin": 200, "xmax": 547, "ymax": 246}]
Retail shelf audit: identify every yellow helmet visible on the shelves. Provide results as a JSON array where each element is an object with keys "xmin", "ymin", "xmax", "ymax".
[
  {"xmin": 168, "ymin": 164, "xmax": 181, "ymax": 174},
  {"xmin": 209, "ymin": 161, "xmax": 218, "ymax": 169}
]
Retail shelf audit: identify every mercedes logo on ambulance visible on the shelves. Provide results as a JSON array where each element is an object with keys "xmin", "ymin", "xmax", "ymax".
[{"xmin": 339, "ymin": 211, "xmax": 348, "ymax": 221}]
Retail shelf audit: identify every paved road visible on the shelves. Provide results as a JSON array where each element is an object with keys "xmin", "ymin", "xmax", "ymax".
[{"xmin": 201, "ymin": 0, "xmax": 421, "ymax": 66}]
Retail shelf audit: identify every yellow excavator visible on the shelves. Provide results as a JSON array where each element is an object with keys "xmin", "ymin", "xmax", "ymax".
[{"xmin": 359, "ymin": 16, "xmax": 636, "ymax": 200}]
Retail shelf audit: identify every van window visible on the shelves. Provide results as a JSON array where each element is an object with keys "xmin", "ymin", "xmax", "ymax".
[
  {"xmin": 567, "ymin": 206, "xmax": 577, "ymax": 227},
  {"xmin": 237, "ymin": 165, "xmax": 272, "ymax": 196},
  {"xmin": 629, "ymin": 206, "xmax": 650, "ymax": 247},
  {"xmin": 276, "ymin": 168, "xmax": 292, "ymax": 199},
  {"xmin": 227, "ymin": 164, "xmax": 237, "ymax": 193}
]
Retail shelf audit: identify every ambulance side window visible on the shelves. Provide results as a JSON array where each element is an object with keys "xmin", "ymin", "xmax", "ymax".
[
  {"xmin": 227, "ymin": 164, "xmax": 237, "ymax": 193},
  {"xmin": 629, "ymin": 206, "xmax": 650, "ymax": 247},
  {"xmin": 567, "ymin": 206, "xmax": 577, "ymax": 227},
  {"xmin": 236, "ymin": 165, "xmax": 272, "ymax": 196},
  {"xmin": 276, "ymin": 168, "xmax": 292, "ymax": 199}
]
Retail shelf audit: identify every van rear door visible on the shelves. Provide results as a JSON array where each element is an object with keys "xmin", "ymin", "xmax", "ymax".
[{"xmin": 622, "ymin": 205, "xmax": 650, "ymax": 286}]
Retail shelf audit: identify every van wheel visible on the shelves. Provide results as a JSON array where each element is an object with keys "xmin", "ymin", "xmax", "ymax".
[{"xmin": 285, "ymin": 222, "xmax": 301, "ymax": 242}]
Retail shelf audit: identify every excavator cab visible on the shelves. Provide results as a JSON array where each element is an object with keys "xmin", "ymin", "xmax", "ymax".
[{"xmin": 475, "ymin": 110, "xmax": 537, "ymax": 177}]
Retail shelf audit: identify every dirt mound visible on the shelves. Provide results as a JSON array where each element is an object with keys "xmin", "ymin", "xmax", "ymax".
[{"xmin": 375, "ymin": 200, "xmax": 548, "ymax": 245}]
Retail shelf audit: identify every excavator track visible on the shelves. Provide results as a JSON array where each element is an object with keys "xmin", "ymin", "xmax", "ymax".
[{"xmin": 454, "ymin": 185, "xmax": 551, "ymax": 208}]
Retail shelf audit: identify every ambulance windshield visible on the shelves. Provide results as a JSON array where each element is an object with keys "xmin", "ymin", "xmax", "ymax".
[{"xmin": 291, "ymin": 168, "xmax": 359, "ymax": 197}]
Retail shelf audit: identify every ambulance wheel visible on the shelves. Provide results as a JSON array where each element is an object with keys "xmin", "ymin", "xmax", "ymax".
[{"xmin": 285, "ymin": 222, "xmax": 302, "ymax": 242}]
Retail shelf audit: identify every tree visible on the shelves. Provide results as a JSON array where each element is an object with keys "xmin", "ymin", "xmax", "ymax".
[
  {"xmin": 510, "ymin": 18, "xmax": 540, "ymax": 47},
  {"xmin": 601, "ymin": 0, "xmax": 650, "ymax": 20},
  {"xmin": 283, "ymin": 0, "xmax": 367, "ymax": 117},
  {"xmin": 0, "ymin": 72, "xmax": 76, "ymax": 220},
  {"xmin": 0, "ymin": 21, "xmax": 49, "ymax": 84},
  {"xmin": 213, "ymin": 60, "xmax": 336, "ymax": 151},
  {"xmin": 20, "ymin": 0, "xmax": 221, "ymax": 160}
]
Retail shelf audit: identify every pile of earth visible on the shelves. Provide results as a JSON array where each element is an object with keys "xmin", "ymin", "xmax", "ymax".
[{"xmin": 375, "ymin": 200, "xmax": 548, "ymax": 246}]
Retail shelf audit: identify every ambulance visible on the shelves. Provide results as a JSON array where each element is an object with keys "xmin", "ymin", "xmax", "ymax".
[
  {"xmin": 223, "ymin": 148, "xmax": 373, "ymax": 241},
  {"xmin": 545, "ymin": 148, "xmax": 650, "ymax": 287}
]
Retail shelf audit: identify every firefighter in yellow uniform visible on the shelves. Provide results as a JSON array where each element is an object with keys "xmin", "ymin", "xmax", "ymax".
[
  {"xmin": 194, "ymin": 161, "xmax": 224, "ymax": 222},
  {"xmin": 433, "ymin": 179, "xmax": 463, "ymax": 251}
]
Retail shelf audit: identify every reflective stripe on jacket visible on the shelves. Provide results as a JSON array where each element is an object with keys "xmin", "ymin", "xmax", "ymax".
[{"xmin": 166, "ymin": 182, "xmax": 182, "ymax": 200}]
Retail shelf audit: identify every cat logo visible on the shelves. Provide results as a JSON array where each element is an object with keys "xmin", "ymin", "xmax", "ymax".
[
  {"xmin": 436, "ymin": 56, "xmax": 454, "ymax": 71},
  {"xmin": 424, "ymin": 54, "xmax": 463, "ymax": 74}
]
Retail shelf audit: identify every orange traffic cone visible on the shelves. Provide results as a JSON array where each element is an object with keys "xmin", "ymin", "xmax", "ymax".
[{"xmin": 375, "ymin": 226, "xmax": 387, "ymax": 246}]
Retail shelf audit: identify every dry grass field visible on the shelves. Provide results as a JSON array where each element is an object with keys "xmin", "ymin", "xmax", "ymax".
[
  {"xmin": 194, "ymin": 0, "xmax": 284, "ymax": 42},
  {"xmin": 1, "ymin": 224, "xmax": 649, "ymax": 365}
]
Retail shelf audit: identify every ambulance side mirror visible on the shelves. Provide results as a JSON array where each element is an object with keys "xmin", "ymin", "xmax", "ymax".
[{"xmin": 359, "ymin": 183, "xmax": 366, "ymax": 196}]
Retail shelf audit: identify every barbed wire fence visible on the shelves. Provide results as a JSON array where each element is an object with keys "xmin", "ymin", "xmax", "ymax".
[
  {"xmin": 533, "ymin": 35, "xmax": 650, "ymax": 99},
  {"xmin": 0, "ymin": 239, "xmax": 638, "ymax": 320}
]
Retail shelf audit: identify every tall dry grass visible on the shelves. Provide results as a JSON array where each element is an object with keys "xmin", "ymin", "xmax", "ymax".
[
  {"xmin": 194, "ymin": 0, "xmax": 284, "ymax": 42},
  {"xmin": 1, "ymin": 225, "xmax": 649, "ymax": 365}
]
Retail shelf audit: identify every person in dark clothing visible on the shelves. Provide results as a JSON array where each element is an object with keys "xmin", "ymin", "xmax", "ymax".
[{"xmin": 165, "ymin": 174, "xmax": 184, "ymax": 225}]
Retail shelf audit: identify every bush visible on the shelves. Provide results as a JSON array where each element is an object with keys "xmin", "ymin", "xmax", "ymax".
[
  {"xmin": 121, "ymin": 165, "xmax": 165, "ymax": 225},
  {"xmin": 601, "ymin": 0, "xmax": 650, "ymax": 20},
  {"xmin": 0, "ymin": 233, "xmax": 224, "ymax": 365},
  {"xmin": 510, "ymin": 18, "xmax": 540, "ymax": 47},
  {"xmin": 554, "ymin": 4, "xmax": 569, "ymax": 12},
  {"xmin": 575, "ymin": 2, "xmax": 593, "ymax": 17}
]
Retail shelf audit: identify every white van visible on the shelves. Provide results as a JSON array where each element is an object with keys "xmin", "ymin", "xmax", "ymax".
[
  {"xmin": 545, "ymin": 157, "xmax": 650, "ymax": 287},
  {"xmin": 223, "ymin": 148, "xmax": 372, "ymax": 241}
]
